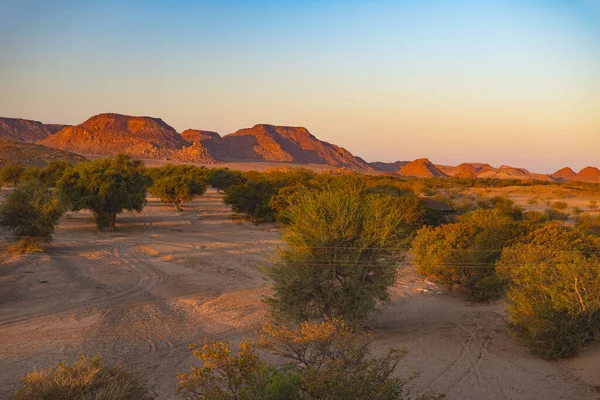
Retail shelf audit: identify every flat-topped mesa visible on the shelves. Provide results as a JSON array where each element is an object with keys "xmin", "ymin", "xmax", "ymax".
[
  {"xmin": 0, "ymin": 117, "xmax": 58, "ymax": 142},
  {"xmin": 40, "ymin": 113, "xmax": 189, "ymax": 159},
  {"xmin": 397, "ymin": 158, "xmax": 448, "ymax": 178},
  {"xmin": 213, "ymin": 124, "xmax": 369, "ymax": 169}
]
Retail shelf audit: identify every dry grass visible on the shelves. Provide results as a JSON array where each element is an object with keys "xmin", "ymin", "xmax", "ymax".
[{"xmin": 14, "ymin": 355, "xmax": 153, "ymax": 400}]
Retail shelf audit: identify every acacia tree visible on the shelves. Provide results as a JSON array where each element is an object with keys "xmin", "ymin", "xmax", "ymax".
[
  {"xmin": 0, "ymin": 180, "xmax": 64, "ymax": 251},
  {"xmin": 266, "ymin": 177, "xmax": 425, "ymax": 322},
  {"xmin": 207, "ymin": 168, "xmax": 246, "ymax": 192},
  {"xmin": 148, "ymin": 164, "xmax": 207, "ymax": 211},
  {"xmin": 57, "ymin": 155, "xmax": 150, "ymax": 230},
  {"xmin": 496, "ymin": 222, "xmax": 600, "ymax": 358}
]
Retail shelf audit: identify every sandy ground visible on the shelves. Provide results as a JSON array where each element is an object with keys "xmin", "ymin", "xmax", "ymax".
[{"xmin": 1, "ymin": 189, "xmax": 599, "ymax": 399}]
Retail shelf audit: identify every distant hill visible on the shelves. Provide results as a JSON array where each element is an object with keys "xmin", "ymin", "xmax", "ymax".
[
  {"xmin": 219, "ymin": 124, "xmax": 369, "ymax": 169},
  {"xmin": 551, "ymin": 167, "xmax": 577, "ymax": 181},
  {"xmin": 574, "ymin": 167, "xmax": 600, "ymax": 183},
  {"xmin": 181, "ymin": 129, "xmax": 221, "ymax": 143},
  {"xmin": 369, "ymin": 161, "xmax": 407, "ymax": 172},
  {"xmin": 0, "ymin": 117, "xmax": 59, "ymax": 142},
  {"xmin": 0, "ymin": 138, "xmax": 86, "ymax": 168},
  {"xmin": 397, "ymin": 158, "xmax": 448, "ymax": 178},
  {"xmin": 41, "ymin": 113, "xmax": 215, "ymax": 163},
  {"xmin": 45, "ymin": 124, "xmax": 70, "ymax": 134}
]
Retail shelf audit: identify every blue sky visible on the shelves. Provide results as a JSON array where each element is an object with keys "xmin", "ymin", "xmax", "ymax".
[{"xmin": 1, "ymin": 0, "xmax": 598, "ymax": 172}]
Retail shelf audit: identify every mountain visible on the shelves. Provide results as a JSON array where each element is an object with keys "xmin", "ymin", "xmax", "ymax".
[
  {"xmin": 181, "ymin": 129, "xmax": 221, "ymax": 143},
  {"xmin": 0, "ymin": 138, "xmax": 86, "ymax": 168},
  {"xmin": 45, "ymin": 124, "xmax": 70, "ymax": 134},
  {"xmin": 574, "ymin": 167, "xmax": 600, "ymax": 183},
  {"xmin": 41, "ymin": 113, "xmax": 215, "ymax": 163},
  {"xmin": 551, "ymin": 167, "xmax": 577, "ymax": 181},
  {"xmin": 0, "ymin": 117, "xmax": 57, "ymax": 142},
  {"xmin": 397, "ymin": 158, "xmax": 448, "ymax": 178},
  {"xmin": 369, "ymin": 161, "xmax": 408, "ymax": 172},
  {"xmin": 206, "ymin": 124, "xmax": 369, "ymax": 169}
]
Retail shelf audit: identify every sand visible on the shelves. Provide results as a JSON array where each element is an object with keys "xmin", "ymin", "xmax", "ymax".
[{"xmin": 1, "ymin": 189, "xmax": 599, "ymax": 399}]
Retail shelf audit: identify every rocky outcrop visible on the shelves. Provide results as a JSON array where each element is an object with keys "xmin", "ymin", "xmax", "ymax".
[{"xmin": 397, "ymin": 158, "xmax": 448, "ymax": 178}]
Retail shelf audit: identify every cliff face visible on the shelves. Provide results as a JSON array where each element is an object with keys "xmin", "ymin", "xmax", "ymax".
[{"xmin": 0, "ymin": 118, "xmax": 56, "ymax": 142}]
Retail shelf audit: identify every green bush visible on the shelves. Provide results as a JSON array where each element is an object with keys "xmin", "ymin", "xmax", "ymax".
[
  {"xmin": 411, "ymin": 209, "xmax": 525, "ymax": 301},
  {"xmin": 266, "ymin": 177, "xmax": 425, "ymax": 322},
  {"xmin": 0, "ymin": 181, "xmax": 64, "ymax": 251},
  {"xmin": 224, "ymin": 180, "xmax": 279, "ymax": 222},
  {"xmin": 207, "ymin": 168, "xmax": 246, "ymax": 192},
  {"xmin": 496, "ymin": 222, "xmax": 600, "ymax": 358},
  {"xmin": 148, "ymin": 164, "xmax": 207, "ymax": 211},
  {"xmin": 15, "ymin": 355, "xmax": 153, "ymax": 400},
  {"xmin": 57, "ymin": 155, "xmax": 150, "ymax": 230}
]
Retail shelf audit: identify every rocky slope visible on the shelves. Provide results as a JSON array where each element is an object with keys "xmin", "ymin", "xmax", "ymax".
[
  {"xmin": 0, "ymin": 139, "xmax": 86, "ymax": 168},
  {"xmin": 41, "ymin": 114, "xmax": 215, "ymax": 163},
  {"xmin": 573, "ymin": 167, "xmax": 600, "ymax": 183},
  {"xmin": 213, "ymin": 124, "xmax": 370, "ymax": 169},
  {"xmin": 0, "ymin": 118, "xmax": 57, "ymax": 142},
  {"xmin": 397, "ymin": 158, "xmax": 448, "ymax": 178}
]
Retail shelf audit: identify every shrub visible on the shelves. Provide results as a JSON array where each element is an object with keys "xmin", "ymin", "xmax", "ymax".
[
  {"xmin": 177, "ymin": 319, "xmax": 442, "ymax": 400},
  {"xmin": 207, "ymin": 168, "xmax": 246, "ymax": 192},
  {"xmin": 14, "ymin": 355, "xmax": 153, "ymax": 399},
  {"xmin": 224, "ymin": 180, "xmax": 279, "ymax": 222},
  {"xmin": 0, "ymin": 164, "xmax": 25, "ymax": 186},
  {"xmin": 550, "ymin": 201, "xmax": 568, "ymax": 211},
  {"xmin": 496, "ymin": 223, "xmax": 600, "ymax": 358},
  {"xmin": 411, "ymin": 209, "xmax": 525, "ymax": 301},
  {"xmin": 576, "ymin": 214, "xmax": 600, "ymax": 236},
  {"xmin": 266, "ymin": 177, "xmax": 425, "ymax": 322},
  {"xmin": 57, "ymin": 155, "xmax": 150, "ymax": 230},
  {"xmin": 148, "ymin": 164, "xmax": 207, "ymax": 211},
  {"xmin": 527, "ymin": 197, "xmax": 538, "ymax": 206},
  {"xmin": 590, "ymin": 200, "xmax": 599, "ymax": 211},
  {"xmin": 0, "ymin": 181, "xmax": 64, "ymax": 251}
]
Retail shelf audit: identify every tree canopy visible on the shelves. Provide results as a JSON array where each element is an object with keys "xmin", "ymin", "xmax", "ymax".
[{"xmin": 57, "ymin": 155, "xmax": 150, "ymax": 230}]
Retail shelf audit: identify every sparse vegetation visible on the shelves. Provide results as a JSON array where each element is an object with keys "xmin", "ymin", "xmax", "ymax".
[{"xmin": 15, "ymin": 355, "xmax": 153, "ymax": 400}]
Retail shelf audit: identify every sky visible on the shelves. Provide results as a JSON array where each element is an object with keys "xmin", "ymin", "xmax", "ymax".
[{"xmin": 1, "ymin": 0, "xmax": 599, "ymax": 173}]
